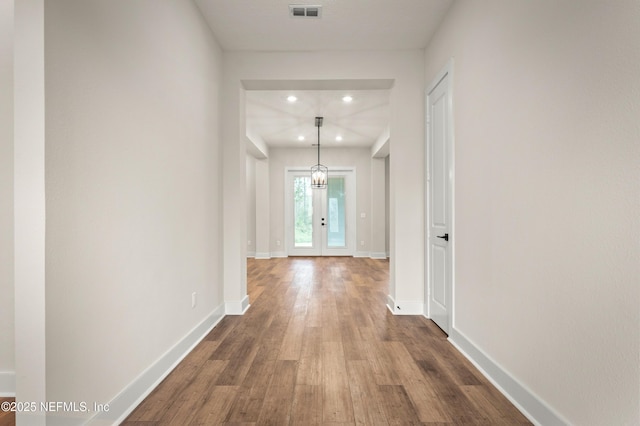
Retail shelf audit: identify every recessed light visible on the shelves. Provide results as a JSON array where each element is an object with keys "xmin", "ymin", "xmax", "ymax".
[
  {"xmin": 298, "ymin": 135, "xmax": 305, "ymax": 141},
  {"xmin": 335, "ymin": 135, "xmax": 343, "ymax": 142},
  {"xmin": 287, "ymin": 95, "xmax": 297, "ymax": 102},
  {"xmin": 342, "ymin": 95, "xmax": 353, "ymax": 103}
]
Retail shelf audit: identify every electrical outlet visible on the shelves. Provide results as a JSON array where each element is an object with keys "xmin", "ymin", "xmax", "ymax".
[
  {"xmin": 360, "ymin": 240, "xmax": 365, "ymax": 246},
  {"xmin": 191, "ymin": 292, "xmax": 197, "ymax": 308},
  {"xmin": 248, "ymin": 240, "xmax": 252, "ymax": 246},
  {"xmin": 276, "ymin": 240, "xmax": 281, "ymax": 246}
]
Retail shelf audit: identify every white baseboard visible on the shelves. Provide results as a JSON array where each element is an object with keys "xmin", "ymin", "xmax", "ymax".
[
  {"xmin": 386, "ymin": 295, "xmax": 424, "ymax": 315},
  {"xmin": 83, "ymin": 304, "xmax": 226, "ymax": 426},
  {"xmin": 370, "ymin": 252, "xmax": 387, "ymax": 259},
  {"xmin": 0, "ymin": 371, "xmax": 15, "ymax": 396},
  {"xmin": 386, "ymin": 295, "xmax": 395, "ymax": 313},
  {"xmin": 225, "ymin": 295, "xmax": 250, "ymax": 315},
  {"xmin": 246, "ymin": 251, "xmax": 255, "ymax": 258},
  {"xmin": 270, "ymin": 251, "xmax": 287, "ymax": 258},
  {"xmin": 448, "ymin": 328, "xmax": 568, "ymax": 426},
  {"xmin": 354, "ymin": 251, "xmax": 370, "ymax": 258},
  {"xmin": 254, "ymin": 252, "xmax": 270, "ymax": 259}
]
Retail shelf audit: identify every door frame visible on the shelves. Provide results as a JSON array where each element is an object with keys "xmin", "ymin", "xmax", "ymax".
[
  {"xmin": 285, "ymin": 167, "xmax": 356, "ymax": 256},
  {"xmin": 425, "ymin": 59, "xmax": 455, "ymax": 334}
]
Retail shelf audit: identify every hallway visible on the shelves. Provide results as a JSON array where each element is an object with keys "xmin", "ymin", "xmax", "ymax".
[{"xmin": 123, "ymin": 257, "xmax": 529, "ymax": 425}]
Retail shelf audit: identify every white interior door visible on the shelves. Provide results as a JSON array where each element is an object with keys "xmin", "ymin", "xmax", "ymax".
[
  {"xmin": 286, "ymin": 169, "xmax": 355, "ymax": 256},
  {"xmin": 426, "ymin": 63, "xmax": 453, "ymax": 335}
]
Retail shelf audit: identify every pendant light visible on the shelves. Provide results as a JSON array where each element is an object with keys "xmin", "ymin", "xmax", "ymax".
[{"xmin": 311, "ymin": 116, "xmax": 328, "ymax": 189}]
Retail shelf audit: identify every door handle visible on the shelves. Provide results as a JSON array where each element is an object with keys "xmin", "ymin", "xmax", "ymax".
[{"xmin": 437, "ymin": 233, "xmax": 449, "ymax": 242}]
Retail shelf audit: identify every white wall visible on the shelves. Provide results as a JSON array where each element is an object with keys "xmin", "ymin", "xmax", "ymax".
[
  {"xmin": 424, "ymin": 1, "xmax": 640, "ymax": 424},
  {"xmin": 44, "ymin": 0, "xmax": 224, "ymax": 422},
  {"xmin": 223, "ymin": 50, "xmax": 425, "ymax": 312},
  {"xmin": 384, "ymin": 155, "xmax": 390, "ymax": 256},
  {"xmin": 0, "ymin": 0, "xmax": 15, "ymax": 392},
  {"xmin": 268, "ymin": 147, "xmax": 374, "ymax": 256},
  {"xmin": 254, "ymin": 158, "xmax": 271, "ymax": 258},
  {"xmin": 246, "ymin": 155, "xmax": 256, "ymax": 257},
  {"xmin": 370, "ymin": 157, "xmax": 386, "ymax": 258},
  {"xmin": 14, "ymin": 1, "xmax": 46, "ymax": 421}
]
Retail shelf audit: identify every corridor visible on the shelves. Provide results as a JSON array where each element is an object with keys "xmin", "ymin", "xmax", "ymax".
[{"xmin": 123, "ymin": 257, "xmax": 529, "ymax": 425}]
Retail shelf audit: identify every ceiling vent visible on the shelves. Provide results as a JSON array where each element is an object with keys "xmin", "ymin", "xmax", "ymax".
[{"xmin": 289, "ymin": 4, "xmax": 322, "ymax": 18}]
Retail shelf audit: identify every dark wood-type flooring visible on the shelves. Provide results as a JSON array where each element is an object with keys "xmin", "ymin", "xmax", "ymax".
[{"xmin": 121, "ymin": 257, "xmax": 530, "ymax": 425}]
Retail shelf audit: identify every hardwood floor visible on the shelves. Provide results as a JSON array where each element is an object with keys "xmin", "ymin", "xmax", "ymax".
[{"xmin": 124, "ymin": 257, "xmax": 530, "ymax": 425}]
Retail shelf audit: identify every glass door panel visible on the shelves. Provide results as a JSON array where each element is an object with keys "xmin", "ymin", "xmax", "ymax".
[
  {"xmin": 293, "ymin": 176, "xmax": 313, "ymax": 248},
  {"xmin": 326, "ymin": 177, "xmax": 346, "ymax": 248}
]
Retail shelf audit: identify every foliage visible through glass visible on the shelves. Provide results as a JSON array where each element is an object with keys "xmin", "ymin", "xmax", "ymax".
[{"xmin": 294, "ymin": 177, "xmax": 313, "ymax": 247}]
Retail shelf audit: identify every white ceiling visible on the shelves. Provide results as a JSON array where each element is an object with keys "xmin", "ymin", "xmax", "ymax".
[
  {"xmin": 246, "ymin": 89, "xmax": 391, "ymax": 149},
  {"xmin": 195, "ymin": 0, "xmax": 454, "ymax": 150},
  {"xmin": 195, "ymin": 0, "xmax": 453, "ymax": 52}
]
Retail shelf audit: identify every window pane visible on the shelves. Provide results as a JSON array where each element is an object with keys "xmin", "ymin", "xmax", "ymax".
[
  {"xmin": 327, "ymin": 177, "xmax": 346, "ymax": 248},
  {"xmin": 294, "ymin": 177, "xmax": 313, "ymax": 247}
]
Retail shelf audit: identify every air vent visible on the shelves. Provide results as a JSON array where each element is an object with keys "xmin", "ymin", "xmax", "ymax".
[{"xmin": 289, "ymin": 4, "xmax": 322, "ymax": 18}]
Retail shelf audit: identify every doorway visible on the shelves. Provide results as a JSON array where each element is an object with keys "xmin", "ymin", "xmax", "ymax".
[{"xmin": 285, "ymin": 168, "xmax": 355, "ymax": 256}]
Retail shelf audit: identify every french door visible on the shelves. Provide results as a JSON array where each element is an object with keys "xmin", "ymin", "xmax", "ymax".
[{"xmin": 286, "ymin": 169, "xmax": 355, "ymax": 256}]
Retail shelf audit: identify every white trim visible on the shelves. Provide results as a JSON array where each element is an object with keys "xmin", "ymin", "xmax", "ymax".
[
  {"xmin": 354, "ymin": 251, "xmax": 390, "ymax": 259},
  {"xmin": 254, "ymin": 252, "xmax": 271, "ymax": 259},
  {"xmin": 449, "ymin": 328, "xmax": 569, "ymax": 426},
  {"xmin": 386, "ymin": 294, "xmax": 396, "ymax": 314},
  {"xmin": 246, "ymin": 251, "xmax": 256, "ymax": 258},
  {"xmin": 391, "ymin": 301, "xmax": 424, "ymax": 315},
  {"xmin": 270, "ymin": 251, "xmax": 287, "ymax": 258},
  {"xmin": 369, "ymin": 252, "xmax": 387, "ymax": 259},
  {"xmin": 0, "ymin": 372, "xmax": 15, "ymax": 396},
  {"xmin": 386, "ymin": 294, "xmax": 424, "ymax": 315},
  {"xmin": 85, "ymin": 305, "xmax": 226, "ymax": 426},
  {"xmin": 371, "ymin": 125, "xmax": 390, "ymax": 158},
  {"xmin": 225, "ymin": 295, "xmax": 250, "ymax": 315}
]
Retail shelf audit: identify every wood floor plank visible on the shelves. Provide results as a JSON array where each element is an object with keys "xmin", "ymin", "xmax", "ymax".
[
  {"xmin": 362, "ymin": 341, "xmax": 402, "ymax": 385},
  {"xmin": 123, "ymin": 257, "xmax": 530, "ymax": 426},
  {"xmin": 403, "ymin": 379, "xmax": 452, "ymax": 424},
  {"xmin": 278, "ymin": 313, "xmax": 306, "ymax": 360},
  {"xmin": 460, "ymin": 385, "xmax": 531, "ymax": 425},
  {"xmin": 190, "ymin": 385, "xmax": 238, "ymax": 425},
  {"xmin": 126, "ymin": 358, "xmax": 210, "ymax": 421},
  {"xmin": 416, "ymin": 357, "xmax": 486, "ymax": 424},
  {"xmin": 297, "ymin": 326, "xmax": 323, "ymax": 385},
  {"xmin": 290, "ymin": 385, "xmax": 323, "ymax": 425},
  {"xmin": 255, "ymin": 360, "xmax": 297, "ymax": 425},
  {"xmin": 322, "ymin": 341, "xmax": 354, "ymax": 423},
  {"xmin": 203, "ymin": 315, "xmax": 241, "ymax": 342},
  {"xmin": 162, "ymin": 360, "xmax": 228, "ymax": 425},
  {"xmin": 378, "ymin": 385, "xmax": 422, "ymax": 426},
  {"xmin": 215, "ymin": 336, "xmax": 260, "ymax": 386},
  {"xmin": 347, "ymin": 360, "xmax": 389, "ymax": 425},
  {"xmin": 384, "ymin": 341, "xmax": 452, "ymax": 423},
  {"xmin": 225, "ymin": 346, "xmax": 278, "ymax": 423},
  {"xmin": 305, "ymin": 291, "xmax": 323, "ymax": 327}
]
